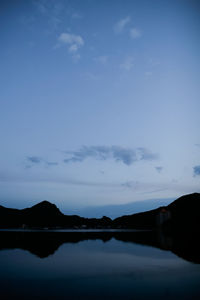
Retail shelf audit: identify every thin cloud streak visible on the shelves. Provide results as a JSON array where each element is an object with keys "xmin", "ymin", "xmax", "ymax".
[
  {"xmin": 26, "ymin": 156, "xmax": 58, "ymax": 168},
  {"xmin": 0, "ymin": 172, "xmax": 120, "ymax": 189},
  {"xmin": 1, "ymin": 171, "xmax": 199, "ymax": 200}
]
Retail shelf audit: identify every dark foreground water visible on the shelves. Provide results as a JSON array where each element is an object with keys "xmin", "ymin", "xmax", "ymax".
[{"xmin": 0, "ymin": 231, "xmax": 200, "ymax": 300}]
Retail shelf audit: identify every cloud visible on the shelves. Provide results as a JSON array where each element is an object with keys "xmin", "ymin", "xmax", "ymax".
[
  {"xmin": 58, "ymin": 32, "xmax": 84, "ymax": 52},
  {"xmin": 34, "ymin": 0, "xmax": 63, "ymax": 31},
  {"xmin": 68, "ymin": 44, "xmax": 78, "ymax": 53},
  {"xmin": 19, "ymin": 15, "xmax": 35, "ymax": 26},
  {"xmin": 130, "ymin": 27, "xmax": 142, "ymax": 39},
  {"xmin": 145, "ymin": 71, "xmax": 153, "ymax": 77},
  {"xmin": 114, "ymin": 16, "xmax": 131, "ymax": 34},
  {"xmin": 63, "ymin": 145, "xmax": 158, "ymax": 166},
  {"xmin": 34, "ymin": 0, "xmax": 48, "ymax": 14},
  {"xmin": 193, "ymin": 165, "xmax": 200, "ymax": 176},
  {"xmin": 56, "ymin": 32, "xmax": 84, "ymax": 60},
  {"xmin": 72, "ymin": 53, "xmax": 81, "ymax": 62},
  {"xmin": 155, "ymin": 166, "xmax": 163, "ymax": 173},
  {"xmin": 71, "ymin": 12, "xmax": 82, "ymax": 19},
  {"xmin": 83, "ymin": 72, "xmax": 99, "ymax": 81},
  {"xmin": 0, "ymin": 171, "xmax": 120, "ymax": 189},
  {"xmin": 94, "ymin": 56, "xmax": 108, "ymax": 64},
  {"xmin": 46, "ymin": 161, "xmax": 59, "ymax": 166},
  {"xmin": 149, "ymin": 58, "xmax": 160, "ymax": 67},
  {"xmin": 34, "ymin": 0, "xmax": 63, "ymax": 17},
  {"xmin": 26, "ymin": 156, "xmax": 58, "ymax": 168},
  {"xmin": 120, "ymin": 57, "xmax": 134, "ymax": 71},
  {"xmin": 121, "ymin": 181, "xmax": 140, "ymax": 189},
  {"xmin": 27, "ymin": 156, "xmax": 42, "ymax": 164}
]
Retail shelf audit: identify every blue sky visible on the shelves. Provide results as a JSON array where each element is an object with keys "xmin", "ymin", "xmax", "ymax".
[{"xmin": 0, "ymin": 0, "xmax": 200, "ymax": 212}]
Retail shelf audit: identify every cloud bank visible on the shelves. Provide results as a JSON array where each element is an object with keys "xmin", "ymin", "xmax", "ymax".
[{"xmin": 64, "ymin": 145, "xmax": 157, "ymax": 166}]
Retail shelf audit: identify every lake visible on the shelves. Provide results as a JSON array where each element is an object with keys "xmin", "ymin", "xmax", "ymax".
[{"xmin": 0, "ymin": 230, "xmax": 200, "ymax": 300}]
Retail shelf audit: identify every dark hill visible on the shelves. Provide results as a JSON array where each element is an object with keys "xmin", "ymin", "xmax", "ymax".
[
  {"xmin": 113, "ymin": 207, "xmax": 160, "ymax": 229},
  {"xmin": 22, "ymin": 201, "xmax": 63, "ymax": 217},
  {"xmin": 0, "ymin": 193, "xmax": 200, "ymax": 230},
  {"xmin": 26, "ymin": 200, "xmax": 62, "ymax": 212},
  {"xmin": 0, "ymin": 206, "xmax": 22, "ymax": 228},
  {"xmin": 0, "ymin": 201, "xmax": 66, "ymax": 228},
  {"xmin": 166, "ymin": 192, "xmax": 200, "ymax": 231},
  {"xmin": 113, "ymin": 193, "xmax": 200, "ymax": 231},
  {"xmin": 21, "ymin": 201, "xmax": 65, "ymax": 227},
  {"xmin": 0, "ymin": 201, "xmax": 112, "ymax": 229}
]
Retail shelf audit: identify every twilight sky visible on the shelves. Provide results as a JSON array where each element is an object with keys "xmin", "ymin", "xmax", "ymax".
[{"xmin": 0, "ymin": 0, "xmax": 200, "ymax": 212}]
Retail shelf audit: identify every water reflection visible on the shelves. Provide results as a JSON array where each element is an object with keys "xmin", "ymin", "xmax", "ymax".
[
  {"xmin": 0, "ymin": 230, "xmax": 199, "ymax": 263},
  {"xmin": 0, "ymin": 231, "xmax": 200, "ymax": 300}
]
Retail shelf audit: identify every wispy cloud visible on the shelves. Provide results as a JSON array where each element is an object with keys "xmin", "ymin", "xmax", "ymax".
[
  {"xmin": 1, "ymin": 172, "xmax": 199, "ymax": 198},
  {"xmin": 54, "ymin": 32, "xmax": 85, "ymax": 62},
  {"xmin": 120, "ymin": 57, "xmax": 134, "ymax": 71},
  {"xmin": 63, "ymin": 145, "xmax": 158, "ymax": 166},
  {"xmin": 193, "ymin": 165, "xmax": 200, "ymax": 176},
  {"xmin": 58, "ymin": 32, "xmax": 84, "ymax": 51},
  {"xmin": 121, "ymin": 181, "xmax": 140, "ymax": 189},
  {"xmin": 56, "ymin": 32, "xmax": 84, "ymax": 60},
  {"xmin": 19, "ymin": 15, "xmax": 35, "ymax": 26},
  {"xmin": 0, "ymin": 171, "xmax": 121, "ymax": 189},
  {"xmin": 26, "ymin": 156, "xmax": 58, "ymax": 168},
  {"xmin": 34, "ymin": 0, "xmax": 63, "ymax": 31},
  {"xmin": 71, "ymin": 12, "xmax": 82, "ymax": 19},
  {"xmin": 155, "ymin": 166, "xmax": 163, "ymax": 173},
  {"xmin": 46, "ymin": 161, "xmax": 59, "ymax": 166},
  {"xmin": 34, "ymin": 0, "xmax": 48, "ymax": 14},
  {"xmin": 114, "ymin": 16, "xmax": 131, "ymax": 34},
  {"xmin": 130, "ymin": 27, "xmax": 142, "ymax": 39},
  {"xmin": 149, "ymin": 58, "xmax": 160, "ymax": 67},
  {"xmin": 27, "ymin": 156, "xmax": 42, "ymax": 164},
  {"xmin": 72, "ymin": 53, "xmax": 81, "ymax": 62},
  {"xmin": 94, "ymin": 56, "xmax": 108, "ymax": 65},
  {"xmin": 145, "ymin": 71, "xmax": 153, "ymax": 77},
  {"xmin": 82, "ymin": 72, "xmax": 99, "ymax": 81}
]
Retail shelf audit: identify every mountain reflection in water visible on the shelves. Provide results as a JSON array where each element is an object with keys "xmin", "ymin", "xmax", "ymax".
[
  {"xmin": 1, "ymin": 230, "xmax": 200, "ymax": 300},
  {"xmin": 0, "ymin": 230, "xmax": 199, "ymax": 263}
]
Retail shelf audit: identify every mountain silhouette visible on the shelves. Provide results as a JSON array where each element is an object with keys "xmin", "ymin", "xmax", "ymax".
[
  {"xmin": 0, "ymin": 193, "xmax": 200, "ymax": 230},
  {"xmin": 167, "ymin": 192, "xmax": 200, "ymax": 230},
  {"xmin": 0, "ymin": 200, "xmax": 111, "ymax": 229},
  {"xmin": 113, "ymin": 192, "xmax": 200, "ymax": 231}
]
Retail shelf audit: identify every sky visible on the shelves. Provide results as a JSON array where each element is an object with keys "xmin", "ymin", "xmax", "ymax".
[{"xmin": 0, "ymin": 0, "xmax": 200, "ymax": 213}]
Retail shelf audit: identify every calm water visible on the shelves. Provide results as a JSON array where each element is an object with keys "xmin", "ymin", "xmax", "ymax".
[{"xmin": 0, "ymin": 231, "xmax": 200, "ymax": 300}]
